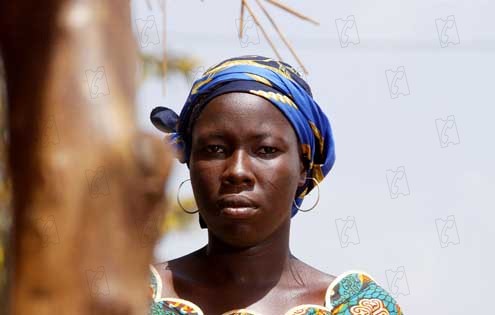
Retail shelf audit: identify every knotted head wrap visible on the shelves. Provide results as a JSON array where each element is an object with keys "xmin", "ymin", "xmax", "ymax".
[{"xmin": 150, "ymin": 55, "xmax": 335, "ymax": 222}]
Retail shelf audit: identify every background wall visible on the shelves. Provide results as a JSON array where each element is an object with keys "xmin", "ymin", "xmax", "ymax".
[{"xmin": 132, "ymin": 1, "xmax": 494, "ymax": 313}]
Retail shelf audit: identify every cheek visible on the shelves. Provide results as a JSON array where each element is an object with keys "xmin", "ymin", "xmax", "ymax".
[
  {"xmin": 259, "ymin": 159, "xmax": 300, "ymax": 202},
  {"xmin": 189, "ymin": 163, "xmax": 220, "ymax": 204}
]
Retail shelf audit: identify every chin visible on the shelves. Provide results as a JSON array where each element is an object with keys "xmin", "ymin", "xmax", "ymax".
[{"xmin": 211, "ymin": 223, "xmax": 266, "ymax": 248}]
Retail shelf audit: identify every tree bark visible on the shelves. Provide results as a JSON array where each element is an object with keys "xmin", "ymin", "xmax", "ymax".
[{"xmin": 0, "ymin": 1, "xmax": 172, "ymax": 314}]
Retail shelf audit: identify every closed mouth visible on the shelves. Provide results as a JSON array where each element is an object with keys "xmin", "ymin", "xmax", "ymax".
[
  {"xmin": 217, "ymin": 195, "xmax": 258, "ymax": 208},
  {"xmin": 219, "ymin": 206, "xmax": 259, "ymax": 219},
  {"xmin": 217, "ymin": 195, "xmax": 259, "ymax": 219}
]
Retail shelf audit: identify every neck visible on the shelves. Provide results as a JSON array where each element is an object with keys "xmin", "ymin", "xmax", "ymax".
[{"xmin": 202, "ymin": 219, "xmax": 292, "ymax": 288}]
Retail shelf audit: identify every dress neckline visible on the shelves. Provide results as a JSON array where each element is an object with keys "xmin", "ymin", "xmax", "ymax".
[
  {"xmin": 149, "ymin": 265, "xmax": 404, "ymax": 315},
  {"xmin": 149, "ymin": 265, "xmax": 361, "ymax": 315}
]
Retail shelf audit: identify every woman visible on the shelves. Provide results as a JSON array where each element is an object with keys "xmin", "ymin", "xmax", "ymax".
[{"xmin": 149, "ymin": 56, "xmax": 403, "ymax": 315}]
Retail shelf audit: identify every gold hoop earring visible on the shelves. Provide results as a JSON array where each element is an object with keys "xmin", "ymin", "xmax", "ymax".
[
  {"xmin": 177, "ymin": 178, "xmax": 199, "ymax": 214},
  {"xmin": 293, "ymin": 177, "xmax": 320, "ymax": 212}
]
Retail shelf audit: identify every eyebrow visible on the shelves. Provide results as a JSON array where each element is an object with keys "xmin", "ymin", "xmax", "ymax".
[{"xmin": 195, "ymin": 132, "xmax": 287, "ymax": 144}]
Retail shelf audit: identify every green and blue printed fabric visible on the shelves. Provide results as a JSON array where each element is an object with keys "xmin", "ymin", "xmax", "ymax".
[{"xmin": 148, "ymin": 266, "xmax": 404, "ymax": 315}]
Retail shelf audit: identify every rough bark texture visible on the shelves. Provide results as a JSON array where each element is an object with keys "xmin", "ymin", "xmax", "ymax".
[{"xmin": 0, "ymin": 1, "xmax": 172, "ymax": 314}]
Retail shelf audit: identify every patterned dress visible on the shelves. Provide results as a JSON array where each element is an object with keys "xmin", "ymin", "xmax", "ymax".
[{"xmin": 148, "ymin": 266, "xmax": 403, "ymax": 315}]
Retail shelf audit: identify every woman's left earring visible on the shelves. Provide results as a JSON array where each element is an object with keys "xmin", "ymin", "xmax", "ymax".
[
  {"xmin": 293, "ymin": 177, "xmax": 320, "ymax": 212},
  {"xmin": 177, "ymin": 178, "xmax": 199, "ymax": 214}
]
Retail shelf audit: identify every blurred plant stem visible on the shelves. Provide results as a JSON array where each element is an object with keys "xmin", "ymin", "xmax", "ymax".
[
  {"xmin": 139, "ymin": 52, "xmax": 200, "ymax": 84},
  {"xmin": 139, "ymin": 51, "xmax": 201, "ymax": 232}
]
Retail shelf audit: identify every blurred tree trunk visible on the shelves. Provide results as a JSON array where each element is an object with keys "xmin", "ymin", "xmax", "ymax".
[
  {"xmin": 0, "ymin": 1, "xmax": 172, "ymax": 315},
  {"xmin": 0, "ymin": 48, "xmax": 12, "ymax": 314}
]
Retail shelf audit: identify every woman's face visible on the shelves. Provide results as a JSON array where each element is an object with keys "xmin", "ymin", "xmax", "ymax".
[{"xmin": 189, "ymin": 92, "xmax": 307, "ymax": 247}]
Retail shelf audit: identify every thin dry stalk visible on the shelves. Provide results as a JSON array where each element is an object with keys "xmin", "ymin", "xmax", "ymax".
[
  {"xmin": 162, "ymin": 0, "xmax": 167, "ymax": 94},
  {"xmin": 265, "ymin": 0, "xmax": 319, "ymax": 25},
  {"xmin": 254, "ymin": 0, "xmax": 307, "ymax": 74},
  {"xmin": 239, "ymin": 0, "xmax": 246, "ymax": 38},
  {"xmin": 243, "ymin": 0, "xmax": 283, "ymax": 61}
]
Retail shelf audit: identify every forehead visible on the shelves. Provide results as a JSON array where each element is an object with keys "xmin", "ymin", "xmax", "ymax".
[{"xmin": 192, "ymin": 92, "xmax": 295, "ymax": 139}]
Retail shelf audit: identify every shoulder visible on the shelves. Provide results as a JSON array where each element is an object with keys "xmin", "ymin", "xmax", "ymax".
[
  {"xmin": 287, "ymin": 256, "xmax": 336, "ymax": 300},
  {"xmin": 149, "ymin": 262, "xmax": 182, "ymax": 299},
  {"xmin": 325, "ymin": 270, "xmax": 404, "ymax": 315},
  {"xmin": 148, "ymin": 257, "xmax": 206, "ymax": 315},
  {"xmin": 150, "ymin": 248, "xmax": 205, "ymax": 299}
]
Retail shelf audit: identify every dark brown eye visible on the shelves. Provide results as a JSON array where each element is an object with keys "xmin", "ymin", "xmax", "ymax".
[
  {"xmin": 206, "ymin": 145, "xmax": 224, "ymax": 153},
  {"xmin": 259, "ymin": 146, "xmax": 278, "ymax": 155}
]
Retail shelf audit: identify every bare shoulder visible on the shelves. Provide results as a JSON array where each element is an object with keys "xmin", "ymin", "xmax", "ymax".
[
  {"xmin": 151, "ymin": 260, "xmax": 172, "ymax": 284},
  {"xmin": 288, "ymin": 256, "xmax": 336, "ymax": 295},
  {"xmin": 151, "ymin": 248, "xmax": 204, "ymax": 298}
]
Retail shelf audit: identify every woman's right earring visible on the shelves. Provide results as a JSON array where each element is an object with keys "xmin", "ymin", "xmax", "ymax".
[{"xmin": 177, "ymin": 178, "xmax": 199, "ymax": 214}]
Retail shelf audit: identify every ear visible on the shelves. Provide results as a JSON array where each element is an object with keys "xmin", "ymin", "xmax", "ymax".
[{"xmin": 297, "ymin": 159, "xmax": 307, "ymax": 188}]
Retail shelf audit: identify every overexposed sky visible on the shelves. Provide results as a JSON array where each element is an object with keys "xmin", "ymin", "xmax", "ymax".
[{"xmin": 131, "ymin": 1, "xmax": 494, "ymax": 313}]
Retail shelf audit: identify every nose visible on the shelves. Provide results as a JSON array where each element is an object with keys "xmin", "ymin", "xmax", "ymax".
[{"xmin": 221, "ymin": 149, "xmax": 255, "ymax": 187}]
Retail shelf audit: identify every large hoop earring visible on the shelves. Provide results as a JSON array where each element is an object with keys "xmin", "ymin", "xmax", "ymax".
[
  {"xmin": 177, "ymin": 178, "xmax": 199, "ymax": 214},
  {"xmin": 293, "ymin": 177, "xmax": 320, "ymax": 212}
]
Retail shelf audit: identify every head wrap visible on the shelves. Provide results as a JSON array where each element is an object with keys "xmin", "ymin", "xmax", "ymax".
[{"xmin": 150, "ymin": 55, "xmax": 335, "ymax": 222}]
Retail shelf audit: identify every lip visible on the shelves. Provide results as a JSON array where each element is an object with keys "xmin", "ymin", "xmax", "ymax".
[
  {"xmin": 217, "ymin": 195, "xmax": 259, "ymax": 219},
  {"xmin": 220, "ymin": 206, "xmax": 259, "ymax": 219}
]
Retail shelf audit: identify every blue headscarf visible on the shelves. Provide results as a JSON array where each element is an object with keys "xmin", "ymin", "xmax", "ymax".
[{"xmin": 151, "ymin": 55, "xmax": 335, "ymax": 222}]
